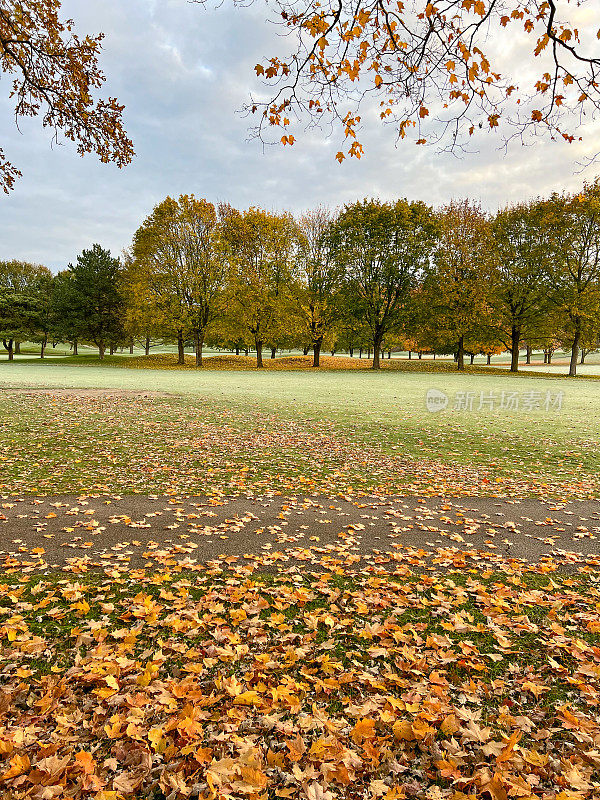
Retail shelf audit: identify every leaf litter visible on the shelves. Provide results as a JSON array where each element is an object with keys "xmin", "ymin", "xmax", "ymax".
[{"xmin": 0, "ymin": 392, "xmax": 599, "ymax": 797}]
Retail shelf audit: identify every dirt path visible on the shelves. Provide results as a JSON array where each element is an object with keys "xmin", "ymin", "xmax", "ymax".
[{"xmin": 1, "ymin": 492, "xmax": 599, "ymax": 574}]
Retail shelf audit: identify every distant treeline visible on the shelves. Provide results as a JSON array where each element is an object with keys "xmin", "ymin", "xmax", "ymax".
[{"xmin": 3, "ymin": 181, "xmax": 600, "ymax": 376}]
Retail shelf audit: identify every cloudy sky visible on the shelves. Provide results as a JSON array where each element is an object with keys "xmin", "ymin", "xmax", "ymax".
[{"xmin": 1, "ymin": 0, "xmax": 599, "ymax": 271}]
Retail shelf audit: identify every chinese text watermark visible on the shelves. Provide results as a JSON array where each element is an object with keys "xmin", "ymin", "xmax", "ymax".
[{"xmin": 426, "ymin": 388, "xmax": 564, "ymax": 413}]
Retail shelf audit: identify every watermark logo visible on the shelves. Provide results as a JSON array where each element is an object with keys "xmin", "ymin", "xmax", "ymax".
[
  {"xmin": 426, "ymin": 388, "xmax": 564, "ymax": 413},
  {"xmin": 426, "ymin": 388, "xmax": 449, "ymax": 413}
]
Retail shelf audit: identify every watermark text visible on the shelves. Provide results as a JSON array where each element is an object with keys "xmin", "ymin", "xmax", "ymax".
[{"xmin": 426, "ymin": 388, "xmax": 564, "ymax": 413}]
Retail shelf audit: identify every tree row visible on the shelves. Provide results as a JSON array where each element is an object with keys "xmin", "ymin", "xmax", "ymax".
[{"xmin": 3, "ymin": 181, "xmax": 600, "ymax": 376}]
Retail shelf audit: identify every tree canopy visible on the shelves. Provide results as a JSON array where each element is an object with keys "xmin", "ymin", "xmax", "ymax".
[
  {"xmin": 330, "ymin": 198, "xmax": 438, "ymax": 368},
  {"xmin": 131, "ymin": 195, "xmax": 227, "ymax": 366},
  {"xmin": 66, "ymin": 244, "xmax": 124, "ymax": 360}
]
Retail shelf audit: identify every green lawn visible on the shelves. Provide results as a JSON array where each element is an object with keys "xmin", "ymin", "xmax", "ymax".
[{"xmin": 0, "ymin": 358, "xmax": 598, "ymax": 497}]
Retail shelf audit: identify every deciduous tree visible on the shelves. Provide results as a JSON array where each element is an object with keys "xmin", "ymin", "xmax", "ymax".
[
  {"xmin": 292, "ymin": 206, "xmax": 344, "ymax": 367},
  {"xmin": 221, "ymin": 207, "xmax": 298, "ymax": 368},
  {"xmin": 0, "ymin": 260, "xmax": 52, "ymax": 357},
  {"xmin": 546, "ymin": 181, "xmax": 600, "ymax": 377},
  {"xmin": 490, "ymin": 200, "xmax": 552, "ymax": 372},
  {"xmin": 424, "ymin": 199, "xmax": 494, "ymax": 371},
  {"xmin": 131, "ymin": 196, "xmax": 227, "ymax": 366},
  {"xmin": 329, "ymin": 198, "xmax": 437, "ymax": 369},
  {"xmin": 0, "ymin": 287, "xmax": 31, "ymax": 359}
]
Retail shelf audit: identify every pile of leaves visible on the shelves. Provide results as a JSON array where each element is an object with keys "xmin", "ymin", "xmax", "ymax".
[
  {"xmin": 113, "ymin": 354, "xmax": 535, "ymax": 377},
  {"xmin": 1, "ymin": 565, "xmax": 600, "ymax": 799}
]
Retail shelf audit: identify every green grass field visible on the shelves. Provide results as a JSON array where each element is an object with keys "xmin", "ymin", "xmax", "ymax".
[{"xmin": 1, "ymin": 357, "xmax": 598, "ymax": 497}]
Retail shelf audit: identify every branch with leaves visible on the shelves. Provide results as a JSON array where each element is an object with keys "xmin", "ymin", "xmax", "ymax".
[
  {"xmin": 0, "ymin": 0, "xmax": 133, "ymax": 191},
  {"xmin": 207, "ymin": 0, "xmax": 600, "ymax": 161}
]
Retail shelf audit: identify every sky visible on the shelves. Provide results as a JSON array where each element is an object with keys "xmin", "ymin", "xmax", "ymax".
[{"xmin": 1, "ymin": 0, "xmax": 599, "ymax": 272}]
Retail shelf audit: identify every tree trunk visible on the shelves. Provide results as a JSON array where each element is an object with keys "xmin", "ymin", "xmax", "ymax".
[
  {"xmin": 303, "ymin": 346, "xmax": 309, "ymax": 355},
  {"xmin": 73, "ymin": 339, "xmax": 78, "ymax": 356},
  {"xmin": 14, "ymin": 341, "xmax": 20, "ymax": 355},
  {"xmin": 40, "ymin": 335, "xmax": 47, "ymax": 358},
  {"xmin": 271, "ymin": 346, "xmax": 276, "ymax": 359},
  {"xmin": 349, "ymin": 348, "xmax": 354, "ymax": 357},
  {"xmin": 3, "ymin": 339, "xmax": 14, "ymax": 361},
  {"xmin": 372, "ymin": 337, "xmax": 382, "ymax": 369},
  {"xmin": 548, "ymin": 350, "xmax": 553, "ymax": 364},
  {"xmin": 408, "ymin": 350, "xmax": 412, "ymax": 360},
  {"xmin": 109, "ymin": 345, "xmax": 115, "ymax": 356},
  {"xmin": 470, "ymin": 353, "xmax": 475, "ymax": 365},
  {"xmin": 388, "ymin": 351, "xmax": 391, "ymax": 359},
  {"xmin": 359, "ymin": 348, "xmax": 362, "ymax": 358},
  {"xmin": 457, "ymin": 336, "xmax": 465, "ymax": 371},
  {"xmin": 569, "ymin": 328, "xmax": 581, "ymax": 377},
  {"xmin": 177, "ymin": 330, "xmax": 185, "ymax": 365},
  {"xmin": 235, "ymin": 344, "xmax": 240, "ymax": 356},
  {"xmin": 526, "ymin": 345, "xmax": 532, "ymax": 365},
  {"xmin": 487, "ymin": 354, "xmax": 491, "ymax": 365},
  {"xmin": 581, "ymin": 350, "xmax": 586, "ymax": 365},
  {"xmin": 99, "ymin": 342, "xmax": 105, "ymax": 361},
  {"xmin": 418, "ymin": 351, "xmax": 422, "ymax": 360},
  {"xmin": 256, "ymin": 340, "xmax": 263, "ymax": 368},
  {"xmin": 145, "ymin": 336, "xmax": 150, "ymax": 356},
  {"xmin": 195, "ymin": 332, "xmax": 203, "ymax": 367},
  {"xmin": 313, "ymin": 338, "xmax": 323, "ymax": 367},
  {"xmin": 130, "ymin": 339, "xmax": 134, "ymax": 355},
  {"xmin": 433, "ymin": 353, "xmax": 436, "ymax": 360},
  {"xmin": 510, "ymin": 325, "xmax": 520, "ymax": 372}
]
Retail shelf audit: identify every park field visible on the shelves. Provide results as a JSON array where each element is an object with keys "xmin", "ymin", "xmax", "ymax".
[
  {"xmin": 2, "ymin": 357, "xmax": 600, "ymax": 800},
  {"xmin": 0, "ymin": 355, "xmax": 599, "ymax": 497}
]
